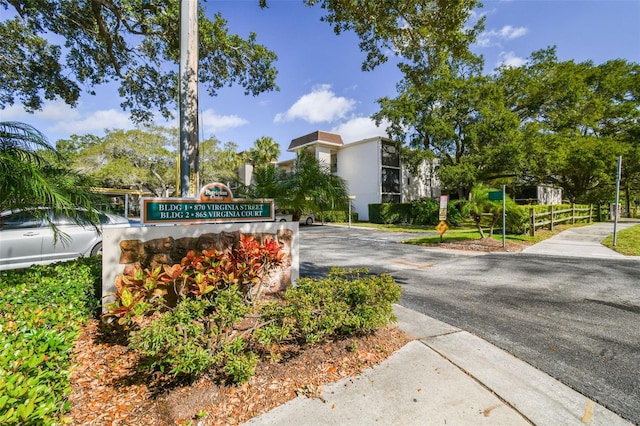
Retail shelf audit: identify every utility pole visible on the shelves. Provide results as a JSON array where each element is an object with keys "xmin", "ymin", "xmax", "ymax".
[{"xmin": 179, "ymin": 0, "xmax": 199, "ymax": 197}]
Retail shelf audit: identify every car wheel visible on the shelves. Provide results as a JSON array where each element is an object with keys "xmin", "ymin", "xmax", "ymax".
[
  {"xmin": 279, "ymin": 218, "xmax": 287, "ymax": 222},
  {"xmin": 91, "ymin": 242, "xmax": 103, "ymax": 256},
  {"xmin": 305, "ymin": 217, "xmax": 313, "ymax": 225}
]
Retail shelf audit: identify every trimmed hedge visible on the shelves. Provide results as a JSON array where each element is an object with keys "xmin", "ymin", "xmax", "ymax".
[
  {"xmin": 0, "ymin": 258, "xmax": 100, "ymax": 425},
  {"xmin": 317, "ymin": 210, "xmax": 358, "ymax": 223},
  {"xmin": 369, "ymin": 198, "xmax": 464, "ymax": 226}
]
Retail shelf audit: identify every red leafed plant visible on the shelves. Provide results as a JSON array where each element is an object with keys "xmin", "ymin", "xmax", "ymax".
[{"xmin": 104, "ymin": 234, "xmax": 286, "ymax": 326}]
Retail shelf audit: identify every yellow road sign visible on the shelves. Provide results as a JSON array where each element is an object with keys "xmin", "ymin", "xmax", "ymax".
[{"xmin": 436, "ymin": 220, "xmax": 448, "ymax": 235}]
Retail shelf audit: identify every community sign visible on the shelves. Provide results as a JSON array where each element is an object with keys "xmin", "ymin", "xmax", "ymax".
[{"xmin": 141, "ymin": 183, "xmax": 274, "ymax": 225}]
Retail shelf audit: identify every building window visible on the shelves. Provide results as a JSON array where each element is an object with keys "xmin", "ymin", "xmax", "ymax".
[
  {"xmin": 381, "ymin": 142, "xmax": 400, "ymax": 167},
  {"xmin": 381, "ymin": 140, "xmax": 401, "ymax": 203},
  {"xmin": 382, "ymin": 168, "xmax": 400, "ymax": 193}
]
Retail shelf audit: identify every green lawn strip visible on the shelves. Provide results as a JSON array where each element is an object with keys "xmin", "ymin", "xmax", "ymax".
[
  {"xmin": 402, "ymin": 227, "xmax": 538, "ymax": 245},
  {"xmin": 602, "ymin": 224, "xmax": 640, "ymax": 256},
  {"xmin": 338, "ymin": 222, "xmax": 439, "ymax": 233},
  {"xmin": 0, "ymin": 258, "xmax": 100, "ymax": 425},
  {"xmin": 340, "ymin": 221, "xmax": 597, "ymax": 246}
]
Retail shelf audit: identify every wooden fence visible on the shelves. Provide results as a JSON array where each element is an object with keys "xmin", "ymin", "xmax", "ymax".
[{"xmin": 528, "ymin": 204, "xmax": 603, "ymax": 236}]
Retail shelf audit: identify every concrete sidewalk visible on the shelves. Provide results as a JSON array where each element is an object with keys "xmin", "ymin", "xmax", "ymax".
[
  {"xmin": 243, "ymin": 222, "xmax": 638, "ymax": 426},
  {"xmin": 522, "ymin": 220, "xmax": 640, "ymax": 258},
  {"xmin": 244, "ymin": 305, "xmax": 631, "ymax": 426}
]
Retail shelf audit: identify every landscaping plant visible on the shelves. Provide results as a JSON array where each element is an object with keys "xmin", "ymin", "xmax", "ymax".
[
  {"xmin": 104, "ymin": 235, "xmax": 402, "ymax": 386},
  {"xmin": 103, "ymin": 234, "xmax": 286, "ymax": 326},
  {"xmin": 0, "ymin": 258, "xmax": 100, "ymax": 425}
]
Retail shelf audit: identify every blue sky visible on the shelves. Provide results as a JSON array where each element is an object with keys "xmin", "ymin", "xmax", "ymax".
[{"xmin": 2, "ymin": 0, "xmax": 639, "ymax": 161}]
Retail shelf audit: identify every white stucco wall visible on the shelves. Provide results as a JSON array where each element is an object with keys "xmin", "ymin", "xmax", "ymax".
[
  {"xmin": 402, "ymin": 160, "xmax": 440, "ymax": 201},
  {"xmin": 237, "ymin": 164, "xmax": 254, "ymax": 185},
  {"xmin": 315, "ymin": 146, "xmax": 333, "ymax": 166},
  {"xmin": 336, "ymin": 139, "xmax": 381, "ymax": 221}
]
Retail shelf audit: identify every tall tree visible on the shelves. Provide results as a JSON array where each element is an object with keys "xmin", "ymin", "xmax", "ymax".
[
  {"xmin": 1, "ymin": 0, "xmax": 278, "ymax": 122},
  {"xmin": 496, "ymin": 48, "xmax": 638, "ymax": 203},
  {"xmin": 60, "ymin": 126, "xmax": 177, "ymax": 196},
  {"xmin": 306, "ymin": 0, "xmax": 484, "ymax": 75},
  {"xmin": 375, "ymin": 57, "xmax": 522, "ymax": 198},
  {"xmin": 199, "ymin": 138, "xmax": 243, "ymax": 187}
]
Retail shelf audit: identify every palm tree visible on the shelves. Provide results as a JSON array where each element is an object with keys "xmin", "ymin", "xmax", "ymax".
[
  {"xmin": 247, "ymin": 136, "xmax": 281, "ymax": 167},
  {"xmin": 284, "ymin": 150, "xmax": 349, "ymax": 220},
  {"xmin": 458, "ymin": 184, "xmax": 519, "ymax": 238},
  {"xmin": 0, "ymin": 121, "xmax": 103, "ymax": 232},
  {"xmin": 237, "ymin": 150, "xmax": 349, "ymax": 221}
]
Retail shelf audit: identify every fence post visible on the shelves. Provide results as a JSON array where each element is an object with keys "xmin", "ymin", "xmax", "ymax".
[
  {"xmin": 571, "ymin": 203, "xmax": 576, "ymax": 224},
  {"xmin": 588, "ymin": 204, "xmax": 593, "ymax": 223},
  {"xmin": 529, "ymin": 208, "xmax": 535, "ymax": 237},
  {"xmin": 549, "ymin": 205, "xmax": 554, "ymax": 231}
]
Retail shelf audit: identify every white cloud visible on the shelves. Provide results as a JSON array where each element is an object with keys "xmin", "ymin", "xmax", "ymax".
[
  {"xmin": 498, "ymin": 25, "xmax": 528, "ymax": 40},
  {"xmin": 0, "ymin": 100, "xmax": 81, "ymax": 122},
  {"xmin": 497, "ymin": 51, "xmax": 527, "ymax": 68},
  {"xmin": 199, "ymin": 109, "xmax": 248, "ymax": 136},
  {"xmin": 477, "ymin": 25, "xmax": 529, "ymax": 47},
  {"xmin": 0, "ymin": 101, "xmax": 135, "ymax": 141},
  {"xmin": 331, "ymin": 116, "xmax": 391, "ymax": 144},
  {"xmin": 49, "ymin": 109, "xmax": 134, "ymax": 136},
  {"xmin": 274, "ymin": 84, "xmax": 356, "ymax": 124}
]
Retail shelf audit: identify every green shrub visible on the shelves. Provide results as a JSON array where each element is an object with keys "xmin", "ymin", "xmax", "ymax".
[
  {"xmin": 317, "ymin": 210, "xmax": 356, "ymax": 222},
  {"xmin": 257, "ymin": 267, "xmax": 402, "ymax": 345},
  {"xmin": 130, "ymin": 288, "xmax": 256, "ymax": 384},
  {"xmin": 368, "ymin": 203, "xmax": 413, "ymax": 224},
  {"xmin": 0, "ymin": 258, "xmax": 100, "ymax": 425},
  {"xmin": 445, "ymin": 201, "xmax": 465, "ymax": 225},
  {"xmin": 505, "ymin": 204, "xmax": 530, "ymax": 234},
  {"xmin": 409, "ymin": 198, "xmax": 439, "ymax": 225}
]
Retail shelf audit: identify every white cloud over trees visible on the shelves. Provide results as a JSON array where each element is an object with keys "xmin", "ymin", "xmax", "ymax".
[{"xmin": 274, "ymin": 84, "xmax": 356, "ymax": 124}]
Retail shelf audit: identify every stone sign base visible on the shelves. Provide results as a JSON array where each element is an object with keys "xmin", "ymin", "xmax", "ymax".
[{"xmin": 101, "ymin": 222, "xmax": 299, "ymax": 309}]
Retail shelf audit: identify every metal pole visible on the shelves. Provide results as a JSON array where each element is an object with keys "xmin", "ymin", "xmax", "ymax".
[
  {"xmin": 179, "ymin": 0, "xmax": 199, "ymax": 197},
  {"xmin": 613, "ymin": 156, "xmax": 622, "ymax": 246},
  {"xmin": 348, "ymin": 195, "xmax": 355, "ymax": 228},
  {"xmin": 502, "ymin": 185, "xmax": 506, "ymax": 248}
]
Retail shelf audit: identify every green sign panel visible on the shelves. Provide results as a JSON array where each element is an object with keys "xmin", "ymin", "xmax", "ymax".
[
  {"xmin": 141, "ymin": 198, "xmax": 274, "ymax": 224},
  {"xmin": 488, "ymin": 191, "xmax": 503, "ymax": 201}
]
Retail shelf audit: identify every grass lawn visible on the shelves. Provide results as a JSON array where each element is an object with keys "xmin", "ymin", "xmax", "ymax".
[
  {"xmin": 340, "ymin": 221, "xmax": 595, "ymax": 246},
  {"xmin": 601, "ymin": 224, "xmax": 640, "ymax": 256}
]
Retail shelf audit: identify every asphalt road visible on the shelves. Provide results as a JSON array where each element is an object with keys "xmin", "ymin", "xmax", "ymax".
[{"xmin": 297, "ymin": 225, "xmax": 640, "ymax": 424}]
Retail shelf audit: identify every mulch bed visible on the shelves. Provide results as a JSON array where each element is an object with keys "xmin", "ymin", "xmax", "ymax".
[
  {"xmin": 430, "ymin": 236, "xmax": 530, "ymax": 253},
  {"xmin": 68, "ymin": 321, "xmax": 411, "ymax": 425}
]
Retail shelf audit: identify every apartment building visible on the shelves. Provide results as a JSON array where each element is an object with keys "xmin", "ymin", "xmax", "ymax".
[{"xmin": 280, "ymin": 131, "xmax": 439, "ymax": 221}]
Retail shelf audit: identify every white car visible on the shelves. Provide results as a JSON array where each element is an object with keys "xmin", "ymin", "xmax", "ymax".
[
  {"xmin": 274, "ymin": 213, "xmax": 315, "ymax": 225},
  {"xmin": 0, "ymin": 208, "xmax": 131, "ymax": 271}
]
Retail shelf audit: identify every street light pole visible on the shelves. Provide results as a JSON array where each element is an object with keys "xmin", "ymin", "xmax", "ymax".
[{"xmin": 613, "ymin": 156, "xmax": 622, "ymax": 246}]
